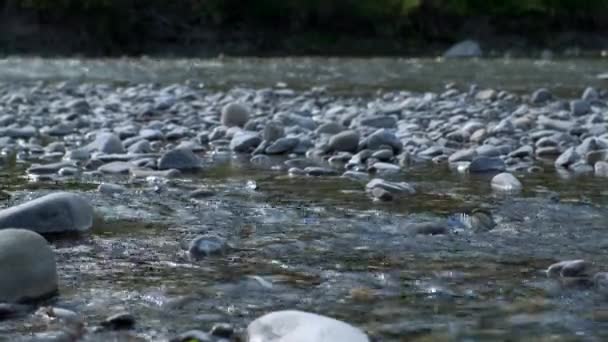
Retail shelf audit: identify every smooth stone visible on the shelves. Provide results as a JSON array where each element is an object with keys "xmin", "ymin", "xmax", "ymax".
[
  {"xmin": 288, "ymin": 167, "xmax": 306, "ymax": 176},
  {"xmin": 210, "ymin": 323, "xmax": 234, "ymax": 338},
  {"xmin": 265, "ymin": 137, "xmax": 299, "ymax": 155},
  {"xmin": 58, "ymin": 167, "xmax": 80, "ymax": 177},
  {"xmin": 595, "ymin": 161, "xmax": 608, "ymax": 177},
  {"xmin": 44, "ymin": 142, "xmax": 66, "ymax": 154},
  {"xmin": 448, "ymin": 149, "xmax": 476, "ymax": 163},
  {"xmin": 475, "ymin": 145, "xmax": 502, "ymax": 157},
  {"xmin": 158, "ymin": 148, "xmax": 202, "ymax": 170},
  {"xmin": 230, "ymin": 131, "xmax": 262, "ymax": 153},
  {"xmin": 328, "ymin": 130, "xmax": 360, "ymax": 153},
  {"xmin": 98, "ymin": 183, "xmax": 127, "ymax": 195},
  {"xmin": 65, "ymin": 148, "xmax": 91, "ymax": 161},
  {"xmin": 444, "ymin": 39, "xmax": 482, "ymax": 58},
  {"xmin": 547, "ymin": 260, "xmax": 589, "ymax": 278},
  {"xmin": 189, "ymin": 189, "xmax": 215, "ymax": 198},
  {"xmin": 586, "ymin": 149, "xmax": 608, "ymax": 165},
  {"xmin": 365, "ymin": 178, "xmax": 415, "ymax": 195},
  {"xmin": 535, "ymin": 146, "xmax": 561, "ymax": 157},
  {"xmin": 468, "ymin": 157, "xmax": 506, "ymax": 173},
  {"xmin": 305, "ymin": 167, "xmax": 338, "ymax": 176},
  {"xmin": 509, "ymin": 145, "xmax": 533, "ymax": 158},
  {"xmin": 570, "ymin": 99, "xmax": 591, "ymax": 116},
  {"xmin": 582, "ymin": 87, "xmax": 599, "ymax": 101},
  {"xmin": 342, "ymin": 171, "xmax": 369, "ymax": 181},
  {"xmin": 101, "ymin": 312, "xmax": 136, "ymax": 330},
  {"xmin": 538, "ymin": 116, "xmax": 574, "ymax": 132},
  {"xmin": 554, "ymin": 147, "xmax": 579, "ymax": 168},
  {"xmin": 316, "ymin": 122, "xmax": 344, "ymax": 135},
  {"xmin": 0, "ymin": 229, "xmax": 57, "ymax": 302},
  {"xmin": 0, "ymin": 192, "xmax": 93, "ymax": 233},
  {"xmin": 130, "ymin": 168, "xmax": 181, "ymax": 179},
  {"xmin": 369, "ymin": 162, "xmax": 400, "ymax": 174},
  {"xmin": 127, "ymin": 140, "xmax": 152, "ymax": 153},
  {"xmin": 371, "ymin": 187, "xmax": 394, "ymax": 201},
  {"xmin": 86, "ymin": 132, "xmax": 125, "ymax": 154},
  {"xmin": 221, "ymin": 103, "xmax": 250, "ymax": 128},
  {"xmin": 98, "ymin": 161, "xmax": 134, "ymax": 174},
  {"xmin": 188, "ymin": 235, "xmax": 228, "ymax": 260},
  {"xmin": 358, "ymin": 115, "xmax": 397, "ymax": 129},
  {"xmin": 366, "ymin": 129, "xmax": 403, "ymax": 153},
  {"xmin": 263, "ymin": 122, "xmax": 285, "ymax": 142},
  {"xmin": 571, "ymin": 161, "xmax": 594, "ymax": 175},
  {"xmin": 284, "ymin": 158, "xmax": 318, "ymax": 169},
  {"xmin": 491, "ymin": 172, "xmax": 523, "ymax": 192},
  {"xmin": 247, "ymin": 310, "xmax": 369, "ymax": 342},
  {"xmin": 0, "ymin": 126, "xmax": 37, "ymax": 138},
  {"xmin": 371, "ymin": 149, "xmax": 393, "ymax": 161},
  {"xmin": 27, "ymin": 161, "xmax": 76, "ymax": 175},
  {"xmin": 531, "ymin": 88, "xmax": 552, "ymax": 104}
]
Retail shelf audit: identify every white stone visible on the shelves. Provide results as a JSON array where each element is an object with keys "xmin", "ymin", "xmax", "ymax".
[
  {"xmin": 491, "ymin": 172, "xmax": 523, "ymax": 192},
  {"xmin": 247, "ymin": 310, "xmax": 369, "ymax": 342}
]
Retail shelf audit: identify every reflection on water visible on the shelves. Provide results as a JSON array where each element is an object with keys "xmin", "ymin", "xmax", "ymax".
[{"xmin": 0, "ymin": 57, "xmax": 607, "ymax": 95}]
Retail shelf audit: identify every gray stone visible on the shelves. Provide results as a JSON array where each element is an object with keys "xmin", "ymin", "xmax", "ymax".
[
  {"xmin": 0, "ymin": 126, "xmax": 37, "ymax": 139},
  {"xmin": 101, "ymin": 312, "xmax": 136, "ymax": 330},
  {"xmin": 265, "ymin": 137, "xmax": 299, "ymax": 155},
  {"xmin": 27, "ymin": 161, "xmax": 76, "ymax": 175},
  {"xmin": 448, "ymin": 149, "xmax": 476, "ymax": 163},
  {"xmin": 491, "ymin": 172, "xmax": 523, "ymax": 192},
  {"xmin": 188, "ymin": 235, "xmax": 228, "ymax": 260},
  {"xmin": 328, "ymin": 130, "xmax": 360, "ymax": 153},
  {"xmin": 87, "ymin": 132, "xmax": 125, "ymax": 154},
  {"xmin": 230, "ymin": 131, "xmax": 262, "ymax": 153},
  {"xmin": 582, "ymin": 87, "xmax": 599, "ymax": 101},
  {"xmin": 65, "ymin": 148, "xmax": 91, "ymax": 161},
  {"xmin": 98, "ymin": 183, "xmax": 127, "ymax": 195},
  {"xmin": 158, "ymin": 148, "xmax": 202, "ymax": 170},
  {"xmin": 366, "ymin": 178, "xmax": 415, "ymax": 195},
  {"xmin": 366, "ymin": 129, "xmax": 403, "ymax": 153},
  {"xmin": 221, "ymin": 102, "xmax": 250, "ymax": 127},
  {"xmin": 555, "ymin": 147, "xmax": 579, "ymax": 168},
  {"xmin": 358, "ymin": 115, "xmax": 397, "ymax": 129},
  {"xmin": 171, "ymin": 330, "xmax": 213, "ymax": 342},
  {"xmin": 531, "ymin": 88, "xmax": 552, "ymax": 104},
  {"xmin": 409, "ymin": 222, "xmax": 448, "ymax": 235},
  {"xmin": 130, "ymin": 168, "xmax": 181, "ymax": 179},
  {"xmin": 570, "ymin": 100, "xmax": 591, "ymax": 116},
  {"xmin": 0, "ymin": 229, "xmax": 57, "ymax": 303},
  {"xmin": 0, "ymin": 192, "xmax": 93, "ymax": 233},
  {"xmin": 127, "ymin": 140, "xmax": 152, "ymax": 153},
  {"xmin": 305, "ymin": 167, "xmax": 338, "ymax": 176},
  {"xmin": 509, "ymin": 145, "xmax": 533, "ymax": 158},
  {"xmin": 98, "ymin": 161, "xmax": 134, "ymax": 174},
  {"xmin": 468, "ymin": 157, "xmax": 506, "ymax": 173},
  {"xmin": 371, "ymin": 149, "xmax": 393, "ymax": 161},
  {"xmin": 247, "ymin": 310, "xmax": 369, "ymax": 342},
  {"xmin": 547, "ymin": 260, "xmax": 589, "ymax": 278},
  {"xmin": 316, "ymin": 122, "xmax": 344, "ymax": 135},
  {"xmin": 595, "ymin": 161, "xmax": 608, "ymax": 177},
  {"xmin": 538, "ymin": 116, "xmax": 574, "ymax": 132},
  {"xmin": 263, "ymin": 122, "xmax": 285, "ymax": 142},
  {"xmin": 444, "ymin": 40, "xmax": 482, "ymax": 58}
]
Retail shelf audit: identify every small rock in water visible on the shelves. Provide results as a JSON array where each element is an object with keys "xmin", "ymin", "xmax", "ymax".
[
  {"xmin": 230, "ymin": 131, "xmax": 262, "ymax": 153},
  {"xmin": 158, "ymin": 148, "xmax": 202, "ymax": 170},
  {"xmin": 265, "ymin": 137, "xmax": 299, "ymax": 154},
  {"xmin": 328, "ymin": 130, "xmax": 359, "ymax": 153},
  {"xmin": 98, "ymin": 183, "xmax": 127, "ymax": 195},
  {"xmin": 531, "ymin": 88, "xmax": 552, "ymax": 104},
  {"xmin": 209, "ymin": 323, "xmax": 234, "ymax": 338},
  {"xmin": 468, "ymin": 157, "xmax": 506, "ymax": 173},
  {"xmin": 262, "ymin": 121, "xmax": 285, "ymax": 142},
  {"xmin": 491, "ymin": 172, "xmax": 523, "ymax": 192},
  {"xmin": 246, "ymin": 310, "xmax": 369, "ymax": 342},
  {"xmin": 87, "ymin": 132, "xmax": 125, "ymax": 154},
  {"xmin": 448, "ymin": 209, "xmax": 496, "ymax": 232},
  {"xmin": 305, "ymin": 167, "xmax": 338, "ymax": 177},
  {"xmin": 101, "ymin": 312, "xmax": 136, "ymax": 330},
  {"xmin": 0, "ymin": 229, "xmax": 57, "ymax": 302},
  {"xmin": 547, "ymin": 260, "xmax": 590, "ymax": 278},
  {"xmin": 189, "ymin": 188, "xmax": 215, "ymax": 198},
  {"xmin": 443, "ymin": 39, "xmax": 482, "ymax": 58},
  {"xmin": 595, "ymin": 161, "xmax": 608, "ymax": 177},
  {"xmin": 0, "ymin": 192, "xmax": 94, "ymax": 233},
  {"xmin": 170, "ymin": 330, "xmax": 213, "ymax": 342},
  {"xmin": 365, "ymin": 178, "xmax": 415, "ymax": 200},
  {"xmin": 409, "ymin": 222, "xmax": 448, "ymax": 235},
  {"xmin": 221, "ymin": 102, "xmax": 250, "ymax": 127},
  {"xmin": 188, "ymin": 235, "xmax": 228, "ymax": 260}
]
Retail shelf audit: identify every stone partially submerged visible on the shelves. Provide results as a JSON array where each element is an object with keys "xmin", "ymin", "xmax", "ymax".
[
  {"xmin": 0, "ymin": 229, "xmax": 58, "ymax": 302},
  {"xmin": 0, "ymin": 192, "xmax": 94, "ymax": 234},
  {"xmin": 247, "ymin": 310, "xmax": 369, "ymax": 342}
]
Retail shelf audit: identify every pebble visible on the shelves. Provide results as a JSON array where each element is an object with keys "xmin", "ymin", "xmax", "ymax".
[
  {"xmin": 468, "ymin": 156, "xmax": 506, "ymax": 173},
  {"xmin": 230, "ymin": 131, "xmax": 262, "ymax": 153},
  {"xmin": 158, "ymin": 148, "xmax": 202, "ymax": 170},
  {"xmin": 101, "ymin": 312, "xmax": 136, "ymax": 330},
  {"xmin": 98, "ymin": 183, "xmax": 127, "ymax": 195},
  {"xmin": 221, "ymin": 103, "xmax": 250, "ymax": 127},
  {"xmin": 491, "ymin": 172, "xmax": 523, "ymax": 192},
  {"xmin": 0, "ymin": 229, "xmax": 57, "ymax": 302},
  {"xmin": 547, "ymin": 260, "xmax": 590, "ymax": 278},
  {"xmin": 328, "ymin": 130, "xmax": 360, "ymax": 153},
  {"xmin": 188, "ymin": 234, "xmax": 228, "ymax": 260}
]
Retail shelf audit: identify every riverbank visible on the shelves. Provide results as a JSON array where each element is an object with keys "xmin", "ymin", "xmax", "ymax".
[{"xmin": 1, "ymin": 1, "xmax": 608, "ymax": 57}]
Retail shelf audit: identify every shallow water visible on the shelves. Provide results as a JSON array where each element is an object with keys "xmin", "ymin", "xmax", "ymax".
[{"xmin": 1, "ymin": 57, "xmax": 608, "ymax": 341}]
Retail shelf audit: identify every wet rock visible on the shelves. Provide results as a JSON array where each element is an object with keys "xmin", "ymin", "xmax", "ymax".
[
  {"xmin": 509, "ymin": 145, "xmax": 533, "ymax": 159},
  {"xmin": 27, "ymin": 161, "xmax": 76, "ymax": 175},
  {"xmin": 0, "ymin": 192, "xmax": 93, "ymax": 233},
  {"xmin": 130, "ymin": 168, "xmax": 180, "ymax": 179},
  {"xmin": 554, "ymin": 147, "xmax": 579, "ymax": 169},
  {"xmin": 86, "ymin": 132, "xmax": 125, "ymax": 154},
  {"xmin": 328, "ymin": 130, "xmax": 360, "ymax": 153},
  {"xmin": 0, "ymin": 303, "xmax": 29, "ymax": 319},
  {"xmin": 476, "ymin": 89, "xmax": 496, "ymax": 101},
  {"xmin": 547, "ymin": 260, "xmax": 589, "ymax": 278},
  {"xmin": 262, "ymin": 121, "xmax": 285, "ymax": 142},
  {"xmin": 170, "ymin": 330, "xmax": 213, "ymax": 342},
  {"xmin": 448, "ymin": 209, "xmax": 496, "ymax": 232},
  {"xmin": 158, "ymin": 148, "xmax": 202, "ymax": 170},
  {"xmin": 468, "ymin": 157, "xmax": 506, "ymax": 173},
  {"xmin": 342, "ymin": 171, "xmax": 369, "ymax": 181},
  {"xmin": 230, "ymin": 131, "xmax": 261, "ymax": 153},
  {"xmin": 98, "ymin": 161, "xmax": 134, "ymax": 174},
  {"xmin": 0, "ymin": 229, "xmax": 57, "ymax": 302},
  {"xmin": 188, "ymin": 235, "xmax": 228, "ymax": 260},
  {"xmin": 366, "ymin": 178, "xmax": 415, "ymax": 196},
  {"xmin": 448, "ymin": 149, "xmax": 476, "ymax": 163},
  {"xmin": 189, "ymin": 189, "xmax": 216, "ymax": 198},
  {"xmin": 127, "ymin": 140, "xmax": 152, "ymax": 153},
  {"xmin": 221, "ymin": 102, "xmax": 250, "ymax": 127},
  {"xmin": 570, "ymin": 99, "xmax": 590, "ymax": 116},
  {"xmin": 247, "ymin": 310, "xmax": 369, "ymax": 342},
  {"xmin": 371, "ymin": 149, "xmax": 393, "ymax": 161},
  {"xmin": 101, "ymin": 312, "xmax": 136, "ymax": 330},
  {"xmin": 305, "ymin": 167, "xmax": 338, "ymax": 176},
  {"xmin": 98, "ymin": 183, "xmax": 127, "ymax": 195},
  {"xmin": 444, "ymin": 40, "xmax": 482, "ymax": 58},
  {"xmin": 316, "ymin": 122, "xmax": 344, "ymax": 135},
  {"xmin": 366, "ymin": 129, "xmax": 403, "ymax": 153},
  {"xmin": 265, "ymin": 137, "xmax": 299, "ymax": 155},
  {"xmin": 491, "ymin": 172, "xmax": 523, "ymax": 192},
  {"xmin": 582, "ymin": 87, "xmax": 599, "ymax": 101},
  {"xmin": 530, "ymin": 88, "xmax": 552, "ymax": 104},
  {"xmin": 595, "ymin": 161, "xmax": 608, "ymax": 177},
  {"xmin": 210, "ymin": 323, "xmax": 234, "ymax": 338},
  {"xmin": 0, "ymin": 126, "xmax": 36, "ymax": 139},
  {"xmin": 409, "ymin": 222, "xmax": 448, "ymax": 235}
]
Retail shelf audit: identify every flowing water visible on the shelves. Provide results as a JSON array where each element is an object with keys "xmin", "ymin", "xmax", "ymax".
[{"xmin": 1, "ymin": 57, "xmax": 608, "ymax": 341}]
